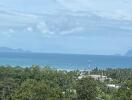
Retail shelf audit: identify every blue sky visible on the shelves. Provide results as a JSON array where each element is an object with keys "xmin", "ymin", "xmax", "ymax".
[{"xmin": 0, "ymin": 0, "xmax": 132, "ymax": 55}]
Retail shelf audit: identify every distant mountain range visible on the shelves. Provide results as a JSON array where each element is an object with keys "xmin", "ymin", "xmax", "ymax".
[
  {"xmin": 1, "ymin": 47, "xmax": 132, "ymax": 57},
  {"xmin": 0, "ymin": 47, "xmax": 30, "ymax": 53},
  {"xmin": 125, "ymin": 50, "xmax": 132, "ymax": 56},
  {"xmin": 113, "ymin": 50, "xmax": 132, "ymax": 57}
]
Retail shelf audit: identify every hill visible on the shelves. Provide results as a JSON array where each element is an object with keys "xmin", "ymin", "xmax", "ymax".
[
  {"xmin": 0, "ymin": 47, "xmax": 30, "ymax": 53},
  {"xmin": 125, "ymin": 50, "xmax": 132, "ymax": 56}
]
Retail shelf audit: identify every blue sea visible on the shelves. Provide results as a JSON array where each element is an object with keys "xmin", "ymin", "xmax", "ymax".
[{"xmin": 0, "ymin": 52, "xmax": 132, "ymax": 69}]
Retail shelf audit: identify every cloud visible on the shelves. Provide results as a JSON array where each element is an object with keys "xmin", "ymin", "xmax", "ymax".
[
  {"xmin": 8, "ymin": 28, "xmax": 14, "ymax": 33},
  {"xmin": 0, "ymin": 7, "xmax": 41, "ymax": 27},
  {"xmin": 1, "ymin": 0, "xmax": 132, "ymax": 21},
  {"xmin": 57, "ymin": 0, "xmax": 132, "ymax": 21},
  {"xmin": 27, "ymin": 27, "xmax": 33, "ymax": 32},
  {"xmin": 36, "ymin": 22, "xmax": 56, "ymax": 38},
  {"xmin": 1, "ymin": 28, "xmax": 15, "ymax": 38},
  {"xmin": 0, "ymin": 1, "xmax": 132, "ymax": 39},
  {"xmin": 60, "ymin": 27, "xmax": 83, "ymax": 35},
  {"xmin": 1, "ymin": 0, "xmax": 132, "ymax": 54}
]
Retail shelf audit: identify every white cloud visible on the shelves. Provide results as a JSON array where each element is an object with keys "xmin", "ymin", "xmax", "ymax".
[
  {"xmin": 1, "ymin": 0, "xmax": 132, "ymax": 39},
  {"xmin": 37, "ymin": 22, "xmax": 50, "ymax": 33},
  {"xmin": 113, "ymin": 10, "xmax": 132, "ymax": 20},
  {"xmin": 1, "ymin": 32, "xmax": 11, "ymax": 37},
  {"xmin": 27, "ymin": 27, "xmax": 33, "ymax": 32},
  {"xmin": 1, "ymin": 28, "xmax": 14, "ymax": 38},
  {"xmin": 37, "ymin": 22, "xmax": 55, "ymax": 37},
  {"xmin": 9, "ymin": 28, "xmax": 14, "ymax": 33},
  {"xmin": 0, "ymin": 7, "xmax": 41, "ymax": 27},
  {"xmin": 57, "ymin": 0, "xmax": 132, "ymax": 21},
  {"xmin": 60, "ymin": 27, "xmax": 83, "ymax": 35}
]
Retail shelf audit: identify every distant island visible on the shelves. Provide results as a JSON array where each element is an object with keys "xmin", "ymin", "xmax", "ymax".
[
  {"xmin": 125, "ymin": 50, "xmax": 132, "ymax": 56},
  {"xmin": 0, "ymin": 47, "xmax": 31, "ymax": 53}
]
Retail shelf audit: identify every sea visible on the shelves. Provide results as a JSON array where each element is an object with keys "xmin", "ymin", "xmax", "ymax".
[{"xmin": 0, "ymin": 52, "xmax": 132, "ymax": 70}]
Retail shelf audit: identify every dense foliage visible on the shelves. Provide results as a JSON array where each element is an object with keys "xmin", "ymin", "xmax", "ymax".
[{"xmin": 0, "ymin": 65, "xmax": 131, "ymax": 100}]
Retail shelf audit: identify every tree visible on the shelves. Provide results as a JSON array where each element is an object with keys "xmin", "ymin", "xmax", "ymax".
[
  {"xmin": 76, "ymin": 77, "xmax": 98, "ymax": 100},
  {"xmin": 115, "ymin": 80, "xmax": 132, "ymax": 100},
  {"xmin": 11, "ymin": 79, "xmax": 63, "ymax": 100}
]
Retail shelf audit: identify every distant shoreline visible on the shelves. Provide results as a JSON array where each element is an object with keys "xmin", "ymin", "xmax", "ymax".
[
  {"xmin": 0, "ymin": 64, "xmax": 131, "ymax": 71},
  {"xmin": 0, "ymin": 52, "xmax": 132, "ymax": 69}
]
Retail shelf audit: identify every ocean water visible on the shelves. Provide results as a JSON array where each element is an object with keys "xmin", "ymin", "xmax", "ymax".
[{"xmin": 0, "ymin": 52, "xmax": 132, "ymax": 69}]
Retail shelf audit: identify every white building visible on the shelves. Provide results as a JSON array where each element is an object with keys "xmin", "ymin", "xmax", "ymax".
[
  {"xmin": 107, "ymin": 84, "xmax": 121, "ymax": 89},
  {"xmin": 89, "ymin": 75, "xmax": 108, "ymax": 82}
]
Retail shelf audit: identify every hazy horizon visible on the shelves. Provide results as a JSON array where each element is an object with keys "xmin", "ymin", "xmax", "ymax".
[
  {"xmin": 0, "ymin": 46, "xmax": 126, "ymax": 56},
  {"xmin": 0, "ymin": 0, "xmax": 132, "ymax": 55}
]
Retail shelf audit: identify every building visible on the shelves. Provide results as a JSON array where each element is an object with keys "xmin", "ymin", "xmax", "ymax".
[{"xmin": 107, "ymin": 84, "xmax": 121, "ymax": 89}]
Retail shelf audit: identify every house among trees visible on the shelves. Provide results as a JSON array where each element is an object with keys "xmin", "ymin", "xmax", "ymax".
[{"xmin": 89, "ymin": 75, "xmax": 108, "ymax": 82}]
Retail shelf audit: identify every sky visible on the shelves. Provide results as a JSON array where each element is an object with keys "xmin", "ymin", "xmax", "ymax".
[{"xmin": 0, "ymin": 0, "xmax": 132, "ymax": 55}]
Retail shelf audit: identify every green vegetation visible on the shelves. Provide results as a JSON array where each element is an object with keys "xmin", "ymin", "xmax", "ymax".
[
  {"xmin": 0, "ymin": 65, "xmax": 131, "ymax": 100},
  {"xmin": 76, "ymin": 77, "xmax": 98, "ymax": 100}
]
